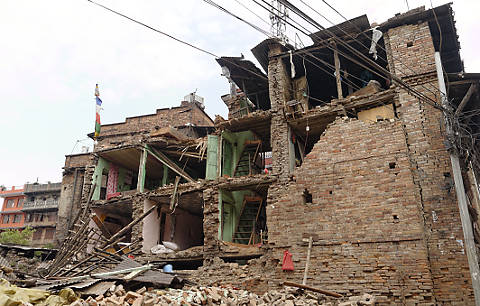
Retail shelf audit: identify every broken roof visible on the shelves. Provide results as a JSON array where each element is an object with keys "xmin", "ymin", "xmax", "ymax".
[
  {"xmin": 309, "ymin": 15, "xmax": 370, "ymax": 44},
  {"xmin": 379, "ymin": 3, "xmax": 462, "ymax": 73},
  {"xmin": 215, "ymin": 56, "xmax": 270, "ymax": 110}
]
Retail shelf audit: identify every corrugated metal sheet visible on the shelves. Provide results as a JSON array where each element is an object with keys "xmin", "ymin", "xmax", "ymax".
[
  {"xmin": 35, "ymin": 278, "xmax": 89, "ymax": 291},
  {"xmin": 76, "ymin": 281, "xmax": 115, "ymax": 296},
  {"xmin": 98, "ymin": 257, "xmax": 177, "ymax": 286}
]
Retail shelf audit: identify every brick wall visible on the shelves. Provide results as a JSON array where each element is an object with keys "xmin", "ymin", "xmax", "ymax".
[
  {"xmin": 388, "ymin": 21, "xmax": 474, "ymax": 303},
  {"xmin": 266, "ymin": 118, "xmax": 435, "ymax": 303},
  {"xmin": 385, "ymin": 22, "xmax": 436, "ymax": 78},
  {"xmin": 95, "ymin": 102, "xmax": 213, "ymax": 151}
]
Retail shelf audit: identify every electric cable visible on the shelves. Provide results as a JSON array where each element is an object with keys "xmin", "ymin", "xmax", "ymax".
[{"xmin": 269, "ymin": 0, "xmax": 442, "ymax": 109}]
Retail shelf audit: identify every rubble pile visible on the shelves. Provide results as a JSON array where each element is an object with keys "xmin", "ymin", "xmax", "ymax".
[{"xmin": 73, "ymin": 284, "xmax": 375, "ymax": 306}]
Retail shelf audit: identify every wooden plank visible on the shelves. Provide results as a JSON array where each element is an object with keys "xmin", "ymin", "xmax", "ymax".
[
  {"xmin": 283, "ymin": 281, "xmax": 342, "ymax": 298},
  {"xmin": 147, "ymin": 146, "xmax": 194, "ymax": 182}
]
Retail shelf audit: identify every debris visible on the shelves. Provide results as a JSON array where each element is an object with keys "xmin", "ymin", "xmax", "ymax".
[{"xmin": 69, "ymin": 284, "xmax": 372, "ymax": 305}]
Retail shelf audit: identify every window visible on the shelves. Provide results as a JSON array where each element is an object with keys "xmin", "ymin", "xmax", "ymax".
[
  {"xmin": 33, "ymin": 229, "xmax": 43, "ymax": 240},
  {"xmin": 6, "ymin": 200, "xmax": 14, "ymax": 208},
  {"xmin": 13, "ymin": 214, "xmax": 22, "ymax": 223},
  {"xmin": 25, "ymin": 214, "xmax": 32, "ymax": 222},
  {"xmin": 44, "ymin": 228, "xmax": 55, "ymax": 240},
  {"xmin": 2, "ymin": 215, "xmax": 9, "ymax": 224},
  {"xmin": 17, "ymin": 198, "xmax": 24, "ymax": 207}
]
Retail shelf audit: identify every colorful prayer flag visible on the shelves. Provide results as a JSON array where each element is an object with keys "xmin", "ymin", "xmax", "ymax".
[{"xmin": 94, "ymin": 84, "xmax": 102, "ymax": 138}]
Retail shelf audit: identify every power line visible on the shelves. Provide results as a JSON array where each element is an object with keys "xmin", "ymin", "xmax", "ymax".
[
  {"xmin": 86, "ymin": 0, "xmax": 218, "ymax": 57},
  {"xmin": 233, "ymin": 0, "xmax": 271, "ymax": 26},
  {"xmin": 204, "ymin": 0, "xmax": 363, "ymax": 93},
  {"xmin": 85, "ymin": 0, "xmax": 273, "ymax": 83},
  {"xmin": 263, "ymin": 0, "xmax": 443, "ymax": 110},
  {"xmin": 316, "ymin": 0, "xmax": 442, "ymax": 97},
  {"xmin": 203, "ymin": 0, "xmax": 272, "ymax": 37}
]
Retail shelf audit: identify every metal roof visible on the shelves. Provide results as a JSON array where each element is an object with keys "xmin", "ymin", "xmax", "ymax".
[{"xmin": 216, "ymin": 57, "xmax": 271, "ymax": 111}]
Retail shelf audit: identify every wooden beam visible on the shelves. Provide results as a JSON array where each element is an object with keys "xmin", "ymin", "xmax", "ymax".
[
  {"xmin": 146, "ymin": 146, "xmax": 194, "ymax": 182},
  {"xmin": 333, "ymin": 43, "xmax": 343, "ymax": 99},
  {"xmin": 456, "ymin": 83, "xmax": 478, "ymax": 116},
  {"xmin": 91, "ymin": 214, "xmax": 112, "ymax": 238}
]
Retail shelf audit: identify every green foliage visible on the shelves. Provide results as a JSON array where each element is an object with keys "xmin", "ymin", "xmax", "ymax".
[
  {"xmin": 34, "ymin": 250, "xmax": 42, "ymax": 258},
  {"xmin": 0, "ymin": 226, "xmax": 35, "ymax": 246}
]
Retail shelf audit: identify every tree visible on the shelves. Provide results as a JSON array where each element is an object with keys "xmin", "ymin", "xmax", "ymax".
[{"xmin": 0, "ymin": 226, "xmax": 35, "ymax": 245}]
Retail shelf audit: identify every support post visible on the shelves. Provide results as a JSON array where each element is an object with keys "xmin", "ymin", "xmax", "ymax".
[
  {"xmin": 137, "ymin": 146, "xmax": 147, "ymax": 192},
  {"xmin": 436, "ymin": 52, "xmax": 480, "ymax": 305},
  {"xmin": 162, "ymin": 165, "xmax": 168, "ymax": 186},
  {"xmin": 333, "ymin": 43, "xmax": 343, "ymax": 99},
  {"xmin": 456, "ymin": 83, "xmax": 478, "ymax": 116}
]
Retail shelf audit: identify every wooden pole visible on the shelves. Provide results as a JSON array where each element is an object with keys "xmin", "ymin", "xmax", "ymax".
[
  {"xmin": 302, "ymin": 236, "xmax": 313, "ymax": 285},
  {"xmin": 455, "ymin": 83, "xmax": 478, "ymax": 116},
  {"xmin": 283, "ymin": 281, "xmax": 342, "ymax": 298},
  {"xmin": 333, "ymin": 43, "xmax": 343, "ymax": 99}
]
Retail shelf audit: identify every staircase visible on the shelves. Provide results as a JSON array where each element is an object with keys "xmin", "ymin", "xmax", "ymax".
[
  {"xmin": 232, "ymin": 196, "xmax": 263, "ymax": 245},
  {"xmin": 233, "ymin": 140, "xmax": 262, "ymax": 177}
]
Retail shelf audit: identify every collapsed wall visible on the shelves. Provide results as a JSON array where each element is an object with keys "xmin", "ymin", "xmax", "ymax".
[{"xmin": 268, "ymin": 117, "xmax": 433, "ymax": 303}]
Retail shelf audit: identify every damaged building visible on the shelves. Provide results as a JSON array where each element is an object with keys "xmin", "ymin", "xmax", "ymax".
[{"xmin": 54, "ymin": 4, "xmax": 480, "ymax": 304}]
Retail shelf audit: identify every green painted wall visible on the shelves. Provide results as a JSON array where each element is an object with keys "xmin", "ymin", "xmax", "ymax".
[
  {"xmin": 92, "ymin": 157, "xmax": 134, "ymax": 200},
  {"xmin": 92, "ymin": 157, "xmax": 110, "ymax": 200},
  {"xmin": 218, "ymin": 189, "xmax": 253, "ymax": 241},
  {"xmin": 221, "ymin": 130, "xmax": 255, "ymax": 177}
]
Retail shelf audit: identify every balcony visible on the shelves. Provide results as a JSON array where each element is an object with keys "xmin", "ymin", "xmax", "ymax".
[
  {"xmin": 22, "ymin": 199, "xmax": 59, "ymax": 211},
  {"xmin": 25, "ymin": 220, "xmax": 57, "ymax": 227},
  {"xmin": 24, "ymin": 183, "xmax": 61, "ymax": 194}
]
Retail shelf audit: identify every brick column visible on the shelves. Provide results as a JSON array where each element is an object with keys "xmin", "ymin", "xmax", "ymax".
[
  {"xmin": 268, "ymin": 42, "xmax": 292, "ymax": 180},
  {"xmin": 386, "ymin": 22, "xmax": 474, "ymax": 303}
]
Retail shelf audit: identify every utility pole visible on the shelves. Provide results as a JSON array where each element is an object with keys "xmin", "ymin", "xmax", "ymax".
[
  {"xmin": 435, "ymin": 52, "xmax": 480, "ymax": 305},
  {"xmin": 270, "ymin": 0, "xmax": 288, "ymax": 45}
]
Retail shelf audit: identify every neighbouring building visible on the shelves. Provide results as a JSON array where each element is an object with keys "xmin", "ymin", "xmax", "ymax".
[
  {"xmin": 0, "ymin": 186, "xmax": 26, "ymax": 230},
  {"xmin": 55, "ymin": 4, "xmax": 480, "ymax": 304},
  {"xmin": 22, "ymin": 182, "xmax": 61, "ymax": 246}
]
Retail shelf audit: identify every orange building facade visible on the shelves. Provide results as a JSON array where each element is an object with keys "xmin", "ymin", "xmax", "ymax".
[{"xmin": 0, "ymin": 186, "xmax": 26, "ymax": 229}]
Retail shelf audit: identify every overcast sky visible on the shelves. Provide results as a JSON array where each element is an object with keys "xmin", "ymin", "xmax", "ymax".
[{"xmin": 0, "ymin": 0, "xmax": 478, "ymax": 187}]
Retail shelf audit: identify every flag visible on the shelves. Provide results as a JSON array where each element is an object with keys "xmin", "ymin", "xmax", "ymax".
[{"xmin": 94, "ymin": 84, "xmax": 102, "ymax": 138}]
